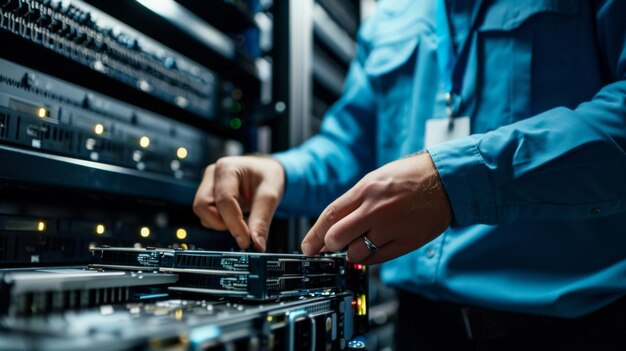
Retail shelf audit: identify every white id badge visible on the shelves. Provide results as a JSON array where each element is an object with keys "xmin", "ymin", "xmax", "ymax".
[{"xmin": 424, "ymin": 116, "xmax": 470, "ymax": 148}]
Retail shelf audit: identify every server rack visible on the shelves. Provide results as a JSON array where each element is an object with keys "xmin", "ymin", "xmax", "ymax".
[
  {"xmin": 271, "ymin": 2, "xmax": 397, "ymax": 349},
  {"xmin": 0, "ymin": 0, "xmax": 374, "ymax": 349}
]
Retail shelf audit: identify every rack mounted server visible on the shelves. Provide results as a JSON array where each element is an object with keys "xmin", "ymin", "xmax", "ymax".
[
  {"xmin": 0, "ymin": 247, "xmax": 369, "ymax": 351},
  {"xmin": 89, "ymin": 247, "xmax": 366, "ymax": 302},
  {"xmin": 0, "ymin": 0, "xmax": 216, "ymax": 119},
  {"xmin": 0, "ymin": 292, "xmax": 357, "ymax": 351},
  {"xmin": 0, "ymin": 267, "xmax": 177, "ymax": 316},
  {"xmin": 0, "ymin": 58, "xmax": 211, "ymax": 182}
]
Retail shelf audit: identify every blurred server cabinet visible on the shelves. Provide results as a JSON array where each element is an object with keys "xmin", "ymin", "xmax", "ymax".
[
  {"xmin": 272, "ymin": 1, "xmax": 396, "ymax": 350},
  {"xmin": 0, "ymin": 2, "xmax": 374, "ymax": 350},
  {"xmin": 271, "ymin": 0, "xmax": 357, "ymax": 256},
  {"xmin": 0, "ymin": 0, "xmax": 275, "ymax": 264}
]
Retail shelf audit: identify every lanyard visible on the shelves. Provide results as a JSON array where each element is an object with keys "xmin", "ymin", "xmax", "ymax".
[{"xmin": 435, "ymin": 0, "xmax": 486, "ymax": 122}]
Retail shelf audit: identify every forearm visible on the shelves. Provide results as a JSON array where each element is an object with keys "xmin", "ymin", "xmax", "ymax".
[
  {"xmin": 429, "ymin": 80, "xmax": 626, "ymax": 226},
  {"xmin": 274, "ymin": 131, "xmax": 375, "ymax": 217}
]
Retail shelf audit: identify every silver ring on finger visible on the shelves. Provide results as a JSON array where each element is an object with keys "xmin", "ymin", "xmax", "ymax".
[{"xmin": 363, "ymin": 235, "xmax": 379, "ymax": 252}]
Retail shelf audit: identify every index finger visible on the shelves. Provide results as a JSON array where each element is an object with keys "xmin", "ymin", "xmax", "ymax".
[
  {"xmin": 214, "ymin": 164, "xmax": 250, "ymax": 249},
  {"xmin": 247, "ymin": 185, "xmax": 281, "ymax": 252},
  {"xmin": 301, "ymin": 189, "xmax": 361, "ymax": 256},
  {"xmin": 193, "ymin": 165, "xmax": 227, "ymax": 230}
]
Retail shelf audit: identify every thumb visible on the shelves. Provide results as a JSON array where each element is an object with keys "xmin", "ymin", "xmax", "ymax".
[{"xmin": 247, "ymin": 186, "xmax": 281, "ymax": 252}]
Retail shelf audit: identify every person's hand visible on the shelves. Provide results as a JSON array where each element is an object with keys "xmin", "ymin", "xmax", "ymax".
[
  {"xmin": 301, "ymin": 152, "xmax": 452, "ymax": 265},
  {"xmin": 193, "ymin": 156, "xmax": 285, "ymax": 252}
]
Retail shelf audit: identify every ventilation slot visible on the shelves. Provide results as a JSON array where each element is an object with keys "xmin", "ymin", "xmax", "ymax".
[{"xmin": 0, "ymin": 112, "xmax": 8, "ymax": 139}]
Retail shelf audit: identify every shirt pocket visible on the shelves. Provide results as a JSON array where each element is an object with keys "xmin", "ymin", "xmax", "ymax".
[
  {"xmin": 364, "ymin": 26, "xmax": 424, "ymax": 161},
  {"xmin": 365, "ymin": 25, "xmax": 423, "ymax": 91},
  {"xmin": 473, "ymin": 0, "xmax": 581, "ymax": 131}
]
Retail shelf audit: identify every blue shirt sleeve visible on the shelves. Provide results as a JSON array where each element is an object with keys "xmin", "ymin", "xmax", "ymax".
[
  {"xmin": 273, "ymin": 33, "xmax": 377, "ymax": 217},
  {"xmin": 429, "ymin": 0, "xmax": 626, "ymax": 226}
]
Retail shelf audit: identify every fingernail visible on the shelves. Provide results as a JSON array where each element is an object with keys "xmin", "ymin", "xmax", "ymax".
[
  {"xmin": 235, "ymin": 235, "xmax": 249, "ymax": 250},
  {"xmin": 255, "ymin": 235, "xmax": 266, "ymax": 252},
  {"xmin": 301, "ymin": 241, "xmax": 312, "ymax": 256}
]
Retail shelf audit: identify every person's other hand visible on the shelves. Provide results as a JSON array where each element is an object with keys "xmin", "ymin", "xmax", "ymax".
[
  {"xmin": 301, "ymin": 153, "xmax": 452, "ymax": 265},
  {"xmin": 193, "ymin": 156, "xmax": 285, "ymax": 252}
]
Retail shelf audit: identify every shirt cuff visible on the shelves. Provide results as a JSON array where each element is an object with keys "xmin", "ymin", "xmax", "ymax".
[
  {"xmin": 427, "ymin": 135, "xmax": 499, "ymax": 226},
  {"xmin": 272, "ymin": 150, "xmax": 307, "ymax": 216}
]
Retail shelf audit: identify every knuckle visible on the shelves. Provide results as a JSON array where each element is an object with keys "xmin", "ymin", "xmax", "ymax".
[
  {"xmin": 323, "ymin": 204, "xmax": 338, "ymax": 226},
  {"xmin": 324, "ymin": 232, "xmax": 339, "ymax": 251},
  {"xmin": 215, "ymin": 157, "xmax": 237, "ymax": 174},
  {"xmin": 203, "ymin": 163, "xmax": 216, "ymax": 177},
  {"xmin": 192, "ymin": 195, "xmax": 210, "ymax": 215},
  {"xmin": 214, "ymin": 192, "xmax": 230, "ymax": 206},
  {"xmin": 216, "ymin": 156, "xmax": 239, "ymax": 168},
  {"xmin": 214, "ymin": 158, "xmax": 226, "ymax": 171},
  {"xmin": 192, "ymin": 199, "xmax": 202, "ymax": 215},
  {"xmin": 359, "ymin": 181, "xmax": 378, "ymax": 196},
  {"xmin": 261, "ymin": 190, "xmax": 280, "ymax": 204}
]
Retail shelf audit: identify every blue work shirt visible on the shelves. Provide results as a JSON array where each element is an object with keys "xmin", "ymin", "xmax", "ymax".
[{"xmin": 273, "ymin": 0, "xmax": 626, "ymax": 318}]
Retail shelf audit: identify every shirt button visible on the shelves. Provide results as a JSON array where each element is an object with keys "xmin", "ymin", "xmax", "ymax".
[
  {"xmin": 591, "ymin": 208, "xmax": 601, "ymax": 215},
  {"xmin": 426, "ymin": 248, "xmax": 436, "ymax": 258}
]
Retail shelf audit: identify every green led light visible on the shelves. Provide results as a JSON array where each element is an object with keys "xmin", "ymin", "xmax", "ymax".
[{"xmin": 230, "ymin": 118, "xmax": 242, "ymax": 130}]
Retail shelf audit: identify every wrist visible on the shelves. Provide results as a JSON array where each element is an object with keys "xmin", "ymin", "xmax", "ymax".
[{"xmin": 423, "ymin": 152, "xmax": 453, "ymax": 228}]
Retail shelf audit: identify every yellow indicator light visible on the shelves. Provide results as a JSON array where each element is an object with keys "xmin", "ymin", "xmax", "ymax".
[
  {"xmin": 175, "ymin": 309, "xmax": 183, "ymax": 321},
  {"xmin": 176, "ymin": 147, "xmax": 188, "ymax": 159},
  {"xmin": 95, "ymin": 224, "xmax": 106, "ymax": 235},
  {"xmin": 94, "ymin": 123, "xmax": 105, "ymax": 135},
  {"xmin": 180, "ymin": 243, "xmax": 188, "ymax": 250},
  {"xmin": 356, "ymin": 294, "xmax": 367, "ymax": 316},
  {"xmin": 37, "ymin": 108, "xmax": 48, "ymax": 118},
  {"xmin": 37, "ymin": 221, "xmax": 46, "ymax": 232},
  {"xmin": 267, "ymin": 315, "xmax": 273, "ymax": 322},
  {"xmin": 139, "ymin": 136, "xmax": 150, "ymax": 148},
  {"xmin": 140, "ymin": 226, "xmax": 150, "ymax": 238},
  {"xmin": 176, "ymin": 228, "xmax": 187, "ymax": 240}
]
